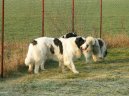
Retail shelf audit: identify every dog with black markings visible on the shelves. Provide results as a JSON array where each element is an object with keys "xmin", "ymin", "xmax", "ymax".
[
  {"xmin": 57, "ymin": 36, "xmax": 86, "ymax": 74},
  {"xmin": 25, "ymin": 37, "xmax": 62, "ymax": 74},
  {"xmin": 81, "ymin": 36, "xmax": 107, "ymax": 63},
  {"xmin": 62, "ymin": 33, "xmax": 107, "ymax": 63},
  {"xmin": 25, "ymin": 36, "xmax": 86, "ymax": 74}
]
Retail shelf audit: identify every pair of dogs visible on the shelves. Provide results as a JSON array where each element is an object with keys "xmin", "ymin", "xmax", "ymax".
[{"xmin": 25, "ymin": 32, "xmax": 107, "ymax": 74}]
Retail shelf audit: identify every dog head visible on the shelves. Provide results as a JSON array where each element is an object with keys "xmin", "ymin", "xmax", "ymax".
[
  {"xmin": 81, "ymin": 36, "xmax": 105, "ymax": 60},
  {"xmin": 75, "ymin": 36, "xmax": 86, "ymax": 49},
  {"xmin": 80, "ymin": 36, "xmax": 95, "ymax": 52}
]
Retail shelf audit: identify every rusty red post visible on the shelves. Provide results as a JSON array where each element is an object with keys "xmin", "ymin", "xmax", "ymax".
[
  {"xmin": 42, "ymin": 0, "xmax": 44, "ymax": 36},
  {"xmin": 72, "ymin": 0, "xmax": 74, "ymax": 32},
  {"xmin": 100, "ymin": 0, "xmax": 102, "ymax": 38},
  {"xmin": 1, "ymin": 0, "xmax": 4, "ymax": 78}
]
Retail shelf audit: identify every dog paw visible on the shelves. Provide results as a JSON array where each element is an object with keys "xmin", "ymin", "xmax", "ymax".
[
  {"xmin": 28, "ymin": 70, "xmax": 33, "ymax": 74},
  {"xmin": 73, "ymin": 71, "xmax": 79, "ymax": 74},
  {"xmin": 41, "ymin": 68, "xmax": 46, "ymax": 71}
]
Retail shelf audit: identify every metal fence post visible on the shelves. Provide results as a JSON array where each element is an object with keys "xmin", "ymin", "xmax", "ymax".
[
  {"xmin": 1, "ymin": 0, "xmax": 4, "ymax": 78},
  {"xmin": 72, "ymin": 0, "xmax": 74, "ymax": 32},
  {"xmin": 100, "ymin": 0, "xmax": 103, "ymax": 38},
  {"xmin": 42, "ymin": 0, "xmax": 44, "ymax": 36}
]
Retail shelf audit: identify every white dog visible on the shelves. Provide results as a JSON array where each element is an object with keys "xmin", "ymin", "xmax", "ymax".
[
  {"xmin": 58, "ymin": 36, "xmax": 86, "ymax": 74},
  {"xmin": 25, "ymin": 36, "xmax": 86, "ymax": 74},
  {"xmin": 25, "ymin": 37, "xmax": 61, "ymax": 74},
  {"xmin": 81, "ymin": 36, "xmax": 107, "ymax": 63}
]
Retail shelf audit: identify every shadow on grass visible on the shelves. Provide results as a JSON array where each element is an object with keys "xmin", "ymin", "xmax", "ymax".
[
  {"xmin": 1, "ymin": 60, "xmax": 59, "ymax": 80},
  {"xmin": 1, "ymin": 53, "xmax": 129, "ymax": 80},
  {"xmin": 44, "ymin": 60, "xmax": 58, "ymax": 69},
  {"xmin": 1, "ymin": 64, "xmax": 28, "ymax": 80}
]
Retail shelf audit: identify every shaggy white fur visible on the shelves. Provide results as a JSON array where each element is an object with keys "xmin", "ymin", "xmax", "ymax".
[
  {"xmin": 58, "ymin": 37, "xmax": 84, "ymax": 74},
  {"xmin": 81, "ymin": 36, "xmax": 107, "ymax": 63},
  {"xmin": 25, "ymin": 36, "xmax": 86, "ymax": 74},
  {"xmin": 25, "ymin": 37, "xmax": 61, "ymax": 74}
]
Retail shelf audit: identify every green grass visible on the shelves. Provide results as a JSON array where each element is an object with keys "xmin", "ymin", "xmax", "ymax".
[
  {"xmin": 102, "ymin": 0, "xmax": 129, "ymax": 34},
  {"xmin": 0, "ymin": 0, "xmax": 129, "ymax": 41},
  {"xmin": 0, "ymin": 1, "xmax": 129, "ymax": 95},
  {"xmin": 1, "ymin": 48, "xmax": 129, "ymax": 96}
]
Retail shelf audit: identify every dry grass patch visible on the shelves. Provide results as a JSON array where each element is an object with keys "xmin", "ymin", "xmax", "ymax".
[
  {"xmin": 1, "ymin": 34, "xmax": 129, "ymax": 76},
  {"xmin": 0, "ymin": 41, "xmax": 28, "ymax": 76},
  {"xmin": 103, "ymin": 33, "xmax": 129, "ymax": 48},
  {"xmin": 0, "ymin": 48, "xmax": 129, "ymax": 96}
]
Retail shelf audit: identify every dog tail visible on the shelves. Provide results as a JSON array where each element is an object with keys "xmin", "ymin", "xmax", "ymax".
[{"xmin": 25, "ymin": 44, "xmax": 34, "ymax": 66}]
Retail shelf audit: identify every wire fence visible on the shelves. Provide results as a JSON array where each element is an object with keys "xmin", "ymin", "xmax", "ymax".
[{"xmin": 1, "ymin": 0, "xmax": 129, "ymax": 77}]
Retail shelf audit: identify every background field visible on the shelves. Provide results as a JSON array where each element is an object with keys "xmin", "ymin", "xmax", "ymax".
[
  {"xmin": 0, "ymin": 0, "xmax": 129, "ymax": 95},
  {"xmin": 1, "ymin": 48, "xmax": 129, "ymax": 96},
  {"xmin": 0, "ymin": 0, "xmax": 129, "ymax": 40}
]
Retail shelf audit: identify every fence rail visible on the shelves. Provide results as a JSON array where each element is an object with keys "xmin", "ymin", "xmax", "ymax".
[{"xmin": 1, "ymin": 0, "xmax": 129, "ymax": 77}]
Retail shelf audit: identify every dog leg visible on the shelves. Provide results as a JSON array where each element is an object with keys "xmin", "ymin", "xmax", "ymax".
[
  {"xmin": 70, "ymin": 62, "xmax": 79, "ymax": 74},
  {"xmin": 61, "ymin": 64, "xmax": 66, "ymax": 73},
  {"xmin": 59, "ymin": 61, "xmax": 62, "ymax": 68},
  {"xmin": 59, "ymin": 61, "xmax": 66, "ymax": 73},
  {"xmin": 83, "ymin": 51, "xmax": 92, "ymax": 63},
  {"xmin": 40, "ymin": 60, "xmax": 46, "ymax": 71},
  {"xmin": 66, "ymin": 62, "xmax": 79, "ymax": 74},
  {"xmin": 28, "ymin": 64, "xmax": 33, "ymax": 74},
  {"xmin": 84, "ymin": 52, "xmax": 92, "ymax": 64},
  {"xmin": 64, "ymin": 56, "xmax": 79, "ymax": 74},
  {"xmin": 34, "ymin": 61, "xmax": 41, "ymax": 74},
  {"xmin": 86, "ymin": 56, "xmax": 91, "ymax": 63},
  {"xmin": 92, "ymin": 55, "xmax": 98, "ymax": 62}
]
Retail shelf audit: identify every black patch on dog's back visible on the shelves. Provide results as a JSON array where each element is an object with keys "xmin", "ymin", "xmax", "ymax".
[
  {"xmin": 65, "ymin": 32, "xmax": 77, "ymax": 38},
  {"xmin": 50, "ymin": 45, "xmax": 54, "ymax": 54},
  {"xmin": 54, "ymin": 38, "xmax": 63, "ymax": 54},
  {"xmin": 31, "ymin": 40, "xmax": 37, "ymax": 45},
  {"xmin": 75, "ymin": 37, "xmax": 85, "ymax": 49},
  {"xmin": 98, "ymin": 39, "xmax": 103, "ymax": 48}
]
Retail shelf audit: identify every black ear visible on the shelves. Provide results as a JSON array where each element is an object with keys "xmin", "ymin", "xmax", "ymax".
[
  {"xmin": 54, "ymin": 38, "xmax": 60, "ymax": 46},
  {"xmin": 75, "ymin": 37, "xmax": 85, "ymax": 48},
  {"xmin": 31, "ymin": 40, "xmax": 37, "ymax": 45},
  {"xmin": 93, "ymin": 41, "xmax": 99, "ymax": 55},
  {"xmin": 53, "ymin": 38, "xmax": 63, "ymax": 54},
  {"xmin": 98, "ymin": 39, "xmax": 103, "ymax": 48},
  {"xmin": 50, "ymin": 45, "xmax": 54, "ymax": 54}
]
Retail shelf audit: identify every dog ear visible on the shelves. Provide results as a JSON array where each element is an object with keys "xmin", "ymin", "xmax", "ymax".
[
  {"xmin": 92, "ymin": 40, "xmax": 99, "ymax": 55},
  {"xmin": 31, "ymin": 40, "xmax": 37, "ymax": 45},
  {"xmin": 54, "ymin": 38, "xmax": 60, "ymax": 46},
  {"xmin": 98, "ymin": 39, "xmax": 103, "ymax": 48},
  {"xmin": 75, "ymin": 37, "xmax": 85, "ymax": 49}
]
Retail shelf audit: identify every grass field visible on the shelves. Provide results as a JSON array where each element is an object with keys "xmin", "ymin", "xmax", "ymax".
[
  {"xmin": 0, "ymin": 0, "xmax": 129, "ymax": 41},
  {"xmin": 1, "ymin": 48, "xmax": 129, "ymax": 96},
  {"xmin": 0, "ymin": 0, "xmax": 129, "ymax": 95}
]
